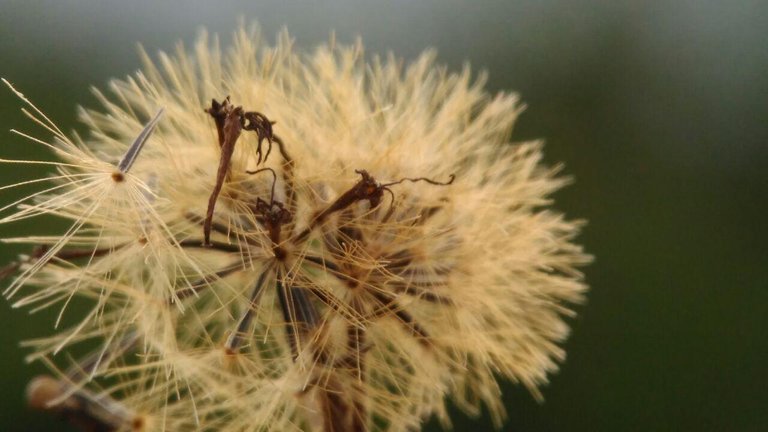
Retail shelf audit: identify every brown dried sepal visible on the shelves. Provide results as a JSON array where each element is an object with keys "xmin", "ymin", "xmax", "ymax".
[{"xmin": 202, "ymin": 97, "xmax": 275, "ymax": 245}]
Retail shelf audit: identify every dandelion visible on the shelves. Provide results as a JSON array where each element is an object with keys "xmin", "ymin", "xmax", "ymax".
[{"xmin": 1, "ymin": 24, "xmax": 590, "ymax": 432}]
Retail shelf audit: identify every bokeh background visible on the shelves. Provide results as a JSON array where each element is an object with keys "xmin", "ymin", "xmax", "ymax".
[{"xmin": 1, "ymin": 1, "xmax": 766, "ymax": 431}]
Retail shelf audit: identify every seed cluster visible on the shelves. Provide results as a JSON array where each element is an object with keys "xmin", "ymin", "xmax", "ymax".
[{"xmin": 1, "ymin": 26, "xmax": 589, "ymax": 432}]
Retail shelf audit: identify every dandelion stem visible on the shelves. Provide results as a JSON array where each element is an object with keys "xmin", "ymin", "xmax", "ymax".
[
  {"xmin": 275, "ymin": 268, "xmax": 318, "ymax": 361},
  {"xmin": 224, "ymin": 264, "xmax": 272, "ymax": 353},
  {"xmin": 116, "ymin": 108, "xmax": 164, "ymax": 174},
  {"xmin": 175, "ymin": 262, "xmax": 246, "ymax": 300}
]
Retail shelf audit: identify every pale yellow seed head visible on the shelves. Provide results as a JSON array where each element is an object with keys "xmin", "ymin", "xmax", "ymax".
[{"xmin": 2, "ymin": 23, "xmax": 589, "ymax": 431}]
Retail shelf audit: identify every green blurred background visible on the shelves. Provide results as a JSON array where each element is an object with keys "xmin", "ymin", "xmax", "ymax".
[{"xmin": 1, "ymin": 1, "xmax": 766, "ymax": 430}]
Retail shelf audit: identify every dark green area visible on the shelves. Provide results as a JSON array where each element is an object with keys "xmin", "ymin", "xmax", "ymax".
[{"xmin": 1, "ymin": 1, "xmax": 766, "ymax": 431}]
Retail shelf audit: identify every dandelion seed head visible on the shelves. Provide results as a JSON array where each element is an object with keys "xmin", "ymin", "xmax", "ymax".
[{"xmin": 2, "ymin": 23, "xmax": 589, "ymax": 431}]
